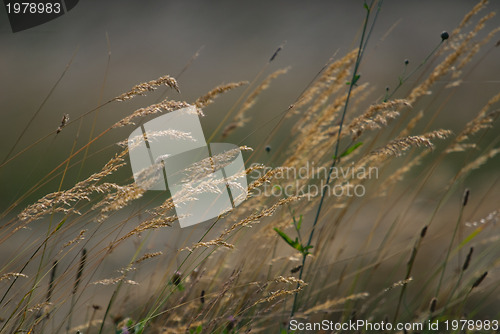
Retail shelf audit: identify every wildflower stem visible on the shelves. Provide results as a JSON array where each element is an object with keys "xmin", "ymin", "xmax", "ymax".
[
  {"xmin": 385, "ymin": 39, "xmax": 445, "ymax": 102},
  {"xmin": 289, "ymin": 0, "xmax": 382, "ymax": 319}
]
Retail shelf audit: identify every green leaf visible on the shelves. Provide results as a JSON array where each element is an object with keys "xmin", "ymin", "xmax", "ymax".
[
  {"xmin": 190, "ymin": 325, "xmax": 203, "ymax": 334},
  {"xmin": 275, "ymin": 227, "xmax": 312, "ymax": 255},
  {"xmin": 351, "ymin": 74, "xmax": 361, "ymax": 86},
  {"xmin": 364, "ymin": 2, "xmax": 370, "ymax": 11},
  {"xmin": 298, "ymin": 244, "xmax": 313, "ymax": 255},
  {"xmin": 282, "ymin": 329, "xmax": 296, "ymax": 334},
  {"xmin": 342, "ymin": 142, "xmax": 363, "ymax": 157},
  {"xmin": 53, "ymin": 217, "xmax": 68, "ymax": 233},
  {"xmin": 297, "ymin": 215, "xmax": 303, "ymax": 230},
  {"xmin": 135, "ymin": 322, "xmax": 145, "ymax": 334},
  {"xmin": 458, "ymin": 227, "xmax": 483, "ymax": 249},
  {"xmin": 333, "ymin": 142, "xmax": 363, "ymax": 160},
  {"xmin": 274, "ymin": 228, "xmax": 298, "ymax": 249}
]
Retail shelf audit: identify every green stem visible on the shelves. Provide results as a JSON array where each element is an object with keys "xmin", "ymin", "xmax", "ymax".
[{"xmin": 289, "ymin": 0, "xmax": 382, "ymax": 320}]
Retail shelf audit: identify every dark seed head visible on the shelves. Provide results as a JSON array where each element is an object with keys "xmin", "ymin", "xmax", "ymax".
[
  {"xmin": 472, "ymin": 271, "xmax": 488, "ymax": 289},
  {"xmin": 462, "ymin": 188, "xmax": 470, "ymax": 207},
  {"xmin": 265, "ymin": 145, "xmax": 271, "ymax": 153},
  {"xmin": 441, "ymin": 31, "xmax": 449, "ymax": 41},
  {"xmin": 404, "ymin": 59, "xmax": 409, "ymax": 65},
  {"xmin": 200, "ymin": 290, "xmax": 205, "ymax": 304},
  {"xmin": 385, "ymin": 86, "xmax": 390, "ymax": 92},
  {"xmin": 462, "ymin": 247, "xmax": 473, "ymax": 271},
  {"xmin": 171, "ymin": 271, "xmax": 182, "ymax": 286},
  {"xmin": 420, "ymin": 226, "xmax": 428, "ymax": 238}
]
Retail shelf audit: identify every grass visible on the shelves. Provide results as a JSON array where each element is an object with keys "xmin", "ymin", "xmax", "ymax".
[{"xmin": 1, "ymin": 1, "xmax": 500, "ymax": 333}]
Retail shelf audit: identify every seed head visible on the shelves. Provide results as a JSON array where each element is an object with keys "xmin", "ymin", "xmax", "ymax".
[
  {"xmin": 441, "ymin": 31, "xmax": 449, "ymax": 41},
  {"xmin": 462, "ymin": 188, "xmax": 470, "ymax": 207},
  {"xmin": 171, "ymin": 271, "xmax": 182, "ymax": 286}
]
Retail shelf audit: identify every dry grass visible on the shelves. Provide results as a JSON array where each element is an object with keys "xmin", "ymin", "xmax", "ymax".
[{"xmin": 1, "ymin": 2, "xmax": 499, "ymax": 334}]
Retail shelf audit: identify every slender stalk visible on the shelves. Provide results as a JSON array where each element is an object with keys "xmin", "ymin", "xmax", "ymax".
[{"xmin": 289, "ymin": 0, "xmax": 382, "ymax": 319}]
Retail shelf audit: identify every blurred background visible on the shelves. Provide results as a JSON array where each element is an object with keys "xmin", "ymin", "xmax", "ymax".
[{"xmin": 1, "ymin": 0, "xmax": 499, "ymax": 210}]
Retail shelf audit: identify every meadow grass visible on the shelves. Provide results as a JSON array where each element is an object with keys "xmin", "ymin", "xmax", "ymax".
[{"xmin": 1, "ymin": 1, "xmax": 500, "ymax": 333}]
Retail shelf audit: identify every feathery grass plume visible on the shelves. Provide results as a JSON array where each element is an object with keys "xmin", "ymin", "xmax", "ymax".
[
  {"xmin": 347, "ymin": 99, "xmax": 411, "ymax": 140},
  {"xmin": 109, "ymin": 215, "xmax": 177, "ymax": 249},
  {"xmin": 92, "ymin": 277, "xmax": 139, "ymax": 286},
  {"xmin": 451, "ymin": 9, "xmax": 496, "ymax": 52},
  {"xmin": 293, "ymin": 49, "xmax": 358, "ymax": 111},
  {"xmin": 465, "ymin": 209, "xmax": 499, "ymax": 227},
  {"xmin": 304, "ymin": 293, "xmax": 369, "ymax": 315},
  {"xmin": 445, "ymin": 79, "xmax": 463, "ymax": 88},
  {"xmin": 293, "ymin": 53, "xmax": 359, "ymax": 130},
  {"xmin": 371, "ymin": 129, "xmax": 452, "ymax": 157},
  {"xmin": 232, "ymin": 165, "xmax": 286, "ymax": 219},
  {"xmin": 118, "ymin": 129, "xmax": 196, "ymax": 149},
  {"xmin": 447, "ymin": 92, "xmax": 500, "ymax": 152},
  {"xmin": 408, "ymin": 12, "xmax": 496, "ymax": 104},
  {"xmin": 221, "ymin": 196, "xmax": 302, "ymax": 239},
  {"xmin": 93, "ymin": 183, "xmax": 146, "ymax": 222},
  {"xmin": 253, "ymin": 276, "xmax": 307, "ymax": 305},
  {"xmin": 246, "ymin": 166, "xmax": 284, "ymax": 193},
  {"xmin": 153, "ymin": 199, "xmax": 176, "ymax": 216},
  {"xmin": 168, "ymin": 173, "xmax": 239, "ymax": 207},
  {"xmin": 27, "ymin": 302, "xmax": 51, "ymax": 313},
  {"xmin": 450, "ymin": 0, "xmax": 488, "ymax": 38},
  {"xmin": 114, "ymin": 75, "xmax": 179, "ymax": 101},
  {"xmin": 222, "ymin": 68, "xmax": 289, "ymax": 138},
  {"xmin": 194, "ymin": 81, "xmax": 248, "ymax": 108},
  {"xmin": 384, "ymin": 277, "xmax": 414, "ymax": 292},
  {"xmin": 112, "ymin": 100, "xmax": 192, "ymax": 128},
  {"xmin": 286, "ymin": 83, "xmax": 368, "ymax": 169},
  {"xmin": 176, "ymin": 146, "xmax": 252, "ymax": 184},
  {"xmin": 398, "ymin": 110, "xmax": 424, "ymax": 138},
  {"xmin": 0, "ymin": 273, "xmax": 28, "ymax": 282},
  {"xmin": 182, "ymin": 238, "xmax": 235, "ymax": 253},
  {"xmin": 18, "ymin": 150, "xmax": 128, "ymax": 224},
  {"xmin": 134, "ymin": 251, "xmax": 163, "ymax": 264},
  {"xmin": 454, "ymin": 26, "xmax": 500, "ymax": 75},
  {"xmin": 62, "ymin": 230, "xmax": 86, "ymax": 248},
  {"xmin": 456, "ymin": 147, "xmax": 500, "ymax": 179}
]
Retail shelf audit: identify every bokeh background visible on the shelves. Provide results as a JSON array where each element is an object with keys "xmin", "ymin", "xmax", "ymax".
[{"xmin": 1, "ymin": 1, "xmax": 499, "ymax": 209}]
